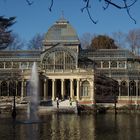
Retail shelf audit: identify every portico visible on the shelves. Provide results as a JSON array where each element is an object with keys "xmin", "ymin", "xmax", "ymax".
[{"xmin": 41, "ymin": 69, "xmax": 95, "ymax": 104}]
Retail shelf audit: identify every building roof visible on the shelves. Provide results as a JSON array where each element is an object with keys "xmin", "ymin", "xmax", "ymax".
[
  {"xmin": 80, "ymin": 49, "xmax": 137, "ymax": 60},
  {"xmin": 0, "ymin": 50, "xmax": 41, "ymax": 61},
  {"xmin": 44, "ymin": 17, "xmax": 80, "ymax": 45}
]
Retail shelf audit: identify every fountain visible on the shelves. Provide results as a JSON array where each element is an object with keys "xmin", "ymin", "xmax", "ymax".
[{"xmin": 27, "ymin": 62, "xmax": 39, "ymax": 121}]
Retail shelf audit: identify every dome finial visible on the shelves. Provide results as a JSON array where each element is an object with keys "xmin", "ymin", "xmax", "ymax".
[
  {"xmin": 55, "ymin": 11, "xmax": 68, "ymax": 24},
  {"xmin": 60, "ymin": 10, "xmax": 64, "ymax": 20}
]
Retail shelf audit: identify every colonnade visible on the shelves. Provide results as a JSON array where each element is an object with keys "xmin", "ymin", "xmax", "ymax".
[
  {"xmin": 43, "ymin": 78, "xmax": 81, "ymax": 101},
  {"xmin": 0, "ymin": 78, "xmax": 81, "ymax": 101},
  {"xmin": 118, "ymin": 80, "xmax": 139, "ymax": 97},
  {"xmin": 1, "ymin": 78, "xmax": 140, "ymax": 105},
  {"xmin": 116, "ymin": 80, "xmax": 140, "ymax": 104},
  {"xmin": 0, "ymin": 81, "xmax": 19, "ymax": 96}
]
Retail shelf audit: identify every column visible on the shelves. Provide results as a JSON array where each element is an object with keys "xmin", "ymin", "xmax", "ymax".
[
  {"xmin": 24, "ymin": 80, "xmax": 27, "ymax": 96},
  {"xmin": 27, "ymin": 62, "xmax": 29, "ymax": 69},
  {"xmin": 76, "ymin": 79, "xmax": 80, "ymax": 101},
  {"xmin": 52, "ymin": 79, "xmax": 56, "ymax": 100},
  {"xmin": 118, "ymin": 81, "xmax": 121, "ymax": 98},
  {"xmin": 117, "ymin": 61, "xmax": 119, "ymax": 69},
  {"xmin": 11, "ymin": 62, "xmax": 13, "ymax": 68},
  {"xmin": 61, "ymin": 79, "xmax": 65, "ymax": 99},
  {"xmin": 21, "ymin": 80, "xmax": 24, "ymax": 99},
  {"xmin": 127, "ymin": 81, "xmax": 131, "ymax": 104},
  {"xmin": 101, "ymin": 61, "xmax": 103, "ymax": 69},
  {"xmin": 109, "ymin": 61, "xmax": 111, "ymax": 69},
  {"xmin": 70, "ymin": 79, "xmax": 74, "ymax": 99},
  {"xmin": 136, "ymin": 81, "xmax": 138, "ymax": 105},
  {"xmin": 19, "ymin": 62, "xmax": 21, "ymax": 69},
  {"xmin": 43, "ymin": 79, "xmax": 48, "ymax": 100},
  {"xmin": 4, "ymin": 62, "xmax": 5, "ymax": 69},
  {"xmin": 7, "ymin": 81, "xmax": 9, "ymax": 96},
  {"xmin": 0, "ymin": 81, "xmax": 1, "ymax": 96},
  {"xmin": 15, "ymin": 81, "xmax": 18, "ymax": 96},
  {"xmin": 127, "ymin": 81, "xmax": 129, "ymax": 96},
  {"xmin": 90, "ymin": 80, "xmax": 94, "ymax": 101},
  {"xmin": 125, "ymin": 61, "xmax": 127, "ymax": 69}
]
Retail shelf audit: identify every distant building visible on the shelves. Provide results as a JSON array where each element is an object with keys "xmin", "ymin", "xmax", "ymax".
[{"xmin": 0, "ymin": 17, "xmax": 139, "ymax": 106}]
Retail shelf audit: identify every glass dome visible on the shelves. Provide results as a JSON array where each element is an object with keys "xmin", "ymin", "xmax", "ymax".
[{"xmin": 44, "ymin": 18, "xmax": 80, "ymax": 44}]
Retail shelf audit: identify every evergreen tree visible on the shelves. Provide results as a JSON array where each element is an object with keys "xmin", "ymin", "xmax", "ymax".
[{"xmin": 0, "ymin": 16, "xmax": 16, "ymax": 50}]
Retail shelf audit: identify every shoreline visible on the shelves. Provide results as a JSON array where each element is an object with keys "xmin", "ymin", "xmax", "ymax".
[{"xmin": 1, "ymin": 103, "xmax": 140, "ymax": 117}]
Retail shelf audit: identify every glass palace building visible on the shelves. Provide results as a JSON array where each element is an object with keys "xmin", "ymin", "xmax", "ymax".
[{"xmin": 0, "ymin": 18, "xmax": 140, "ymax": 106}]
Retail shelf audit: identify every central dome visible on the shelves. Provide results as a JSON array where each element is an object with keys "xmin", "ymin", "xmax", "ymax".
[{"xmin": 44, "ymin": 18, "xmax": 80, "ymax": 45}]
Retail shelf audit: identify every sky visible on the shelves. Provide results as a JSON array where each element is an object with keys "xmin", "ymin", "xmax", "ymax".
[{"xmin": 0, "ymin": 0, "xmax": 140, "ymax": 42}]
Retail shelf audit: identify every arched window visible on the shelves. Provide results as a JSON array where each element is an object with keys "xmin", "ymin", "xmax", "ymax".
[
  {"xmin": 13, "ymin": 62, "xmax": 19, "ymax": 68},
  {"xmin": 21, "ymin": 62, "xmax": 27, "ymax": 69},
  {"xmin": 1, "ymin": 81, "xmax": 8, "ymax": 96},
  {"xmin": 102, "ymin": 61, "xmax": 109, "ymax": 68},
  {"xmin": 81, "ymin": 81, "xmax": 90, "ymax": 97},
  {"xmin": 118, "ymin": 61, "xmax": 125, "ymax": 68},
  {"xmin": 138, "ymin": 81, "xmax": 140, "ymax": 96},
  {"xmin": 9, "ymin": 81, "xmax": 16, "ymax": 96},
  {"xmin": 5, "ymin": 62, "xmax": 12, "ymax": 68},
  {"xmin": 42, "ymin": 49, "xmax": 76, "ymax": 70},
  {"xmin": 95, "ymin": 61, "xmax": 101, "ymax": 68},
  {"xmin": 120, "ymin": 81, "xmax": 128, "ymax": 96},
  {"xmin": 129, "ymin": 81, "xmax": 136, "ymax": 96},
  {"xmin": 29, "ymin": 62, "xmax": 34, "ymax": 68},
  {"xmin": 0, "ymin": 62, "xmax": 4, "ymax": 68},
  {"xmin": 26, "ymin": 81, "xmax": 30, "ymax": 96},
  {"xmin": 110, "ymin": 61, "xmax": 117, "ymax": 68},
  {"xmin": 17, "ymin": 82, "xmax": 21, "ymax": 96}
]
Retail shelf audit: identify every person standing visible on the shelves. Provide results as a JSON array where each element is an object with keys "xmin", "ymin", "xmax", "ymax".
[{"xmin": 56, "ymin": 97, "xmax": 59, "ymax": 109}]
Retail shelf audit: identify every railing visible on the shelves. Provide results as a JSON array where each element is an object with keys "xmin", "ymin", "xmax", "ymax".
[{"xmin": 44, "ymin": 68, "xmax": 94, "ymax": 73}]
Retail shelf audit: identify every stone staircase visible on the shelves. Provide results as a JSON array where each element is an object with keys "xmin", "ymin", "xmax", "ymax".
[{"xmin": 53, "ymin": 99, "xmax": 77, "ymax": 108}]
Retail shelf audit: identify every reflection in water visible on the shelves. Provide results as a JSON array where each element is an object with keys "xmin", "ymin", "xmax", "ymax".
[
  {"xmin": 39, "ymin": 114, "xmax": 95, "ymax": 140},
  {"xmin": 94, "ymin": 114, "xmax": 140, "ymax": 140},
  {"xmin": 0, "ymin": 114, "xmax": 140, "ymax": 140}
]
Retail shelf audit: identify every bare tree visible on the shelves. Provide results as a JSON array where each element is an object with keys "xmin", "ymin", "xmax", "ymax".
[
  {"xmin": 27, "ymin": 33, "xmax": 45, "ymax": 50},
  {"xmin": 7, "ymin": 33, "xmax": 25, "ymax": 50},
  {"xmin": 80, "ymin": 33, "xmax": 95, "ymax": 49},
  {"xmin": 112, "ymin": 31, "xmax": 126, "ymax": 48},
  {"xmin": 126, "ymin": 29, "xmax": 140, "ymax": 54},
  {"xmin": 25, "ymin": 0, "xmax": 138, "ymax": 24}
]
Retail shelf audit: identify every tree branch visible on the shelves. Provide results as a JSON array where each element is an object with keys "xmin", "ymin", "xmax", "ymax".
[
  {"xmin": 81, "ymin": 0, "xmax": 98, "ymax": 24},
  {"xmin": 123, "ymin": 0, "xmax": 136, "ymax": 24},
  {"xmin": 104, "ymin": 0, "xmax": 137, "ymax": 9},
  {"xmin": 103, "ymin": 0, "xmax": 111, "ymax": 10},
  {"xmin": 103, "ymin": 0, "xmax": 137, "ymax": 24},
  {"xmin": 24, "ymin": 0, "xmax": 137, "ymax": 24},
  {"xmin": 26, "ymin": 0, "xmax": 34, "ymax": 6},
  {"xmin": 49, "ymin": 0, "xmax": 54, "ymax": 12}
]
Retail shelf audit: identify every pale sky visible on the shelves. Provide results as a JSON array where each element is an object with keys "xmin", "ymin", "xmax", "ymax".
[{"xmin": 0, "ymin": 0, "xmax": 140, "ymax": 42}]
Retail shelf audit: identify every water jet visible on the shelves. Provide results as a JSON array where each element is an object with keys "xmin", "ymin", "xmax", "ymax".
[{"xmin": 27, "ymin": 62, "xmax": 39, "ymax": 121}]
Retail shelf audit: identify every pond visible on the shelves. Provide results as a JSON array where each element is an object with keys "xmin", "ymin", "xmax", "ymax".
[{"xmin": 0, "ymin": 113, "xmax": 140, "ymax": 140}]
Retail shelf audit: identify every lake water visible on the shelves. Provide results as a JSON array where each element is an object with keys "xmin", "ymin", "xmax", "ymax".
[{"xmin": 0, "ymin": 113, "xmax": 140, "ymax": 140}]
